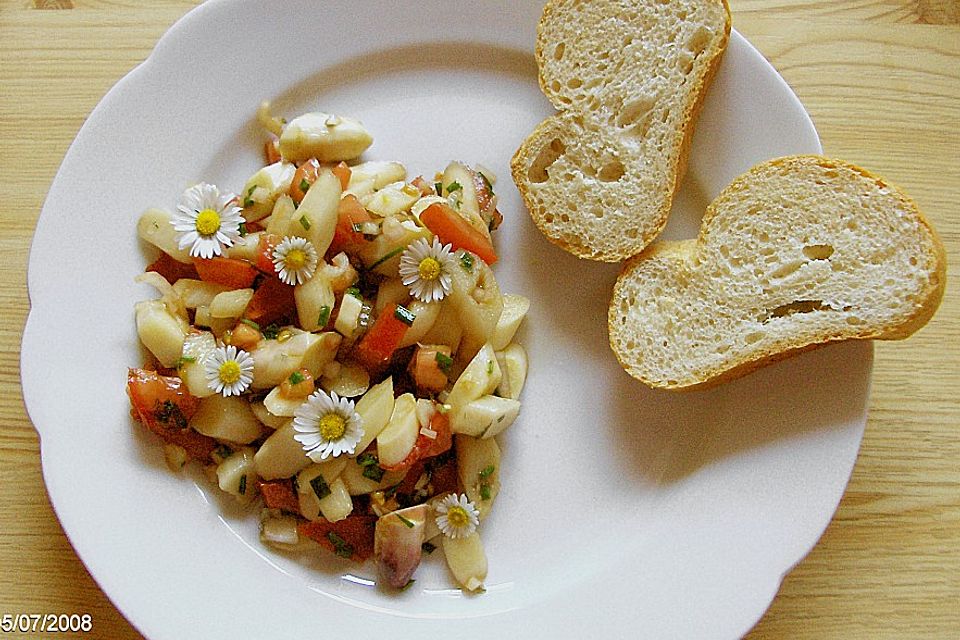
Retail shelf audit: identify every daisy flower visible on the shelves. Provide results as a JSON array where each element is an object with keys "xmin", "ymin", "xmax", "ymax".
[
  {"xmin": 272, "ymin": 236, "xmax": 319, "ymax": 285},
  {"xmin": 398, "ymin": 237, "xmax": 456, "ymax": 303},
  {"xmin": 172, "ymin": 182, "xmax": 245, "ymax": 259},
  {"xmin": 293, "ymin": 389, "xmax": 364, "ymax": 462},
  {"xmin": 204, "ymin": 345, "xmax": 254, "ymax": 397},
  {"xmin": 434, "ymin": 493, "xmax": 480, "ymax": 539}
]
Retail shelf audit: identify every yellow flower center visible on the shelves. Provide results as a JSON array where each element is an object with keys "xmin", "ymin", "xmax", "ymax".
[
  {"xmin": 319, "ymin": 413, "xmax": 347, "ymax": 441},
  {"xmin": 446, "ymin": 505, "xmax": 469, "ymax": 528},
  {"xmin": 195, "ymin": 208, "xmax": 221, "ymax": 236},
  {"xmin": 285, "ymin": 247, "xmax": 307, "ymax": 270},
  {"xmin": 218, "ymin": 360, "xmax": 241, "ymax": 385},
  {"xmin": 418, "ymin": 257, "xmax": 442, "ymax": 281}
]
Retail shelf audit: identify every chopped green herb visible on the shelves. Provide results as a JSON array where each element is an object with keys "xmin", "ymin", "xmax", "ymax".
[
  {"xmin": 362, "ymin": 464, "xmax": 385, "ymax": 482},
  {"xmin": 243, "ymin": 185, "xmax": 257, "ymax": 208},
  {"xmin": 368, "ymin": 246, "xmax": 404, "ymax": 271},
  {"xmin": 299, "ymin": 215, "xmax": 311, "ymax": 230},
  {"xmin": 288, "ymin": 370, "xmax": 305, "ymax": 385},
  {"xmin": 310, "ymin": 474, "xmax": 331, "ymax": 500},
  {"xmin": 479, "ymin": 464, "xmax": 495, "ymax": 479},
  {"xmin": 317, "ymin": 305, "xmax": 331, "ymax": 327},
  {"xmin": 446, "ymin": 181, "xmax": 462, "ymax": 193},
  {"xmin": 478, "ymin": 170, "xmax": 495, "ymax": 196},
  {"xmin": 479, "ymin": 483, "xmax": 492, "ymax": 500},
  {"xmin": 421, "ymin": 541, "xmax": 437, "ymax": 554},
  {"xmin": 326, "ymin": 531, "xmax": 354, "ymax": 559},
  {"xmin": 345, "ymin": 286, "xmax": 362, "ymax": 299},
  {"xmin": 262, "ymin": 323, "xmax": 280, "ymax": 339},
  {"xmin": 213, "ymin": 443, "xmax": 234, "ymax": 460},
  {"xmin": 434, "ymin": 181, "xmax": 443, "ymax": 196},
  {"xmin": 459, "ymin": 252, "xmax": 474, "ymax": 272},
  {"xmin": 175, "ymin": 355, "xmax": 196, "ymax": 370},
  {"xmin": 358, "ymin": 451, "xmax": 385, "ymax": 481},
  {"xmin": 240, "ymin": 318, "xmax": 260, "ymax": 331},
  {"xmin": 394, "ymin": 305, "xmax": 416, "ymax": 326},
  {"xmin": 299, "ymin": 178, "xmax": 311, "ymax": 193},
  {"xmin": 154, "ymin": 400, "xmax": 188, "ymax": 430},
  {"xmin": 396, "ymin": 513, "xmax": 416, "ymax": 528},
  {"xmin": 400, "ymin": 578, "xmax": 416, "ymax": 591},
  {"xmin": 238, "ymin": 221, "xmax": 248, "ymax": 236},
  {"xmin": 435, "ymin": 351, "xmax": 454, "ymax": 372},
  {"xmin": 351, "ymin": 222, "xmax": 364, "ymax": 233},
  {"xmin": 238, "ymin": 474, "xmax": 247, "ymax": 496},
  {"xmin": 383, "ymin": 482, "xmax": 402, "ymax": 498},
  {"xmin": 486, "ymin": 360, "xmax": 495, "ymax": 375},
  {"xmin": 357, "ymin": 452, "xmax": 378, "ymax": 467}
]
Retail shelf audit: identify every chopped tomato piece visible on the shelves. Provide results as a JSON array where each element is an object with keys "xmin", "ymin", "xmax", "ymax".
[
  {"xmin": 288, "ymin": 158, "xmax": 320, "ymax": 205},
  {"xmin": 419, "ymin": 202, "xmax": 497, "ymax": 265},
  {"xmin": 193, "ymin": 256, "xmax": 258, "ymax": 289},
  {"xmin": 264, "ymin": 136, "xmax": 281, "ymax": 165},
  {"xmin": 255, "ymin": 233, "xmax": 283, "ymax": 275},
  {"xmin": 244, "ymin": 220, "xmax": 265, "ymax": 234},
  {"xmin": 329, "ymin": 194, "xmax": 373, "ymax": 256},
  {"xmin": 472, "ymin": 168, "xmax": 503, "ymax": 232},
  {"xmin": 411, "ymin": 175, "xmax": 435, "ymax": 197},
  {"xmin": 408, "ymin": 344, "xmax": 451, "ymax": 394},
  {"xmin": 331, "ymin": 161, "xmax": 351, "ymax": 191},
  {"xmin": 228, "ymin": 320, "xmax": 262, "ymax": 351},
  {"xmin": 381, "ymin": 411, "xmax": 452, "ymax": 474},
  {"xmin": 352, "ymin": 303, "xmax": 411, "ymax": 373},
  {"xmin": 259, "ymin": 479, "xmax": 300, "ymax": 514},
  {"xmin": 299, "ymin": 515, "xmax": 377, "ymax": 562},
  {"xmin": 126, "ymin": 368, "xmax": 214, "ymax": 461},
  {"xmin": 428, "ymin": 451, "xmax": 460, "ymax": 495},
  {"xmin": 243, "ymin": 276, "xmax": 296, "ymax": 326},
  {"xmin": 279, "ymin": 368, "xmax": 315, "ymax": 399},
  {"xmin": 146, "ymin": 252, "xmax": 198, "ymax": 284}
]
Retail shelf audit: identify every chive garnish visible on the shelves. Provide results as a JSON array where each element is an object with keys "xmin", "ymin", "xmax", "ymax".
[
  {"xmin": 394, "ymin": 305, "xmax": 416, "ymax": 326},
  {"xmin": 240, "ymin": 318, "xmax": 260, "ymax": 331},
  {"xmin": 326, "ymin": 531, "xmax": 354, "ymax": 559},
  {"xmin": 310, "ymin": 474, "xmax": 331, "ymax": 500},
  {"xmin": 435, "ymin": 351, "xmax": 453, "ymax": 372},
  {"xmin": 299, "ymin": 215, "xmax": 311, "ymax": 230},
  {"xmin": 299, "ymin": 178, "xmax": 310, "ymax": 192},
  {"xmin": 288, "ymin": 370, "xmax": 305, "ymax": 385},
  {"xmin": 368, "ymin": 246, "xmax": 404, "ymax": 271},
  {"xmin": 396, "ymin": 513, "xmax": 415, "ymax": 529},
  {"xmin": 317, "ymin": 305, "xmax": 331, "ymax": 327},
  {"xmin": 459, "ymin": 252, "xmax": 474, "ymax": 271},
  {"xmin": 446, "ymin": 181, "xmax": 462, "ymax": 193}
]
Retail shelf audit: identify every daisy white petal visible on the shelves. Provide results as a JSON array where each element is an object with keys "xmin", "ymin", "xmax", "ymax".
[
  {"xmin": 398, "ymin": 237, "xmax": 456, "ymax": 303},
  {"xmin": 204, "ymin": 345, "xmax": 254, "ymax": 397},
  {"xmin": 170, "ymin": 182, "xmax": 245, "ymax": 259},
  {"xmin": 434, "ymin": 493, "xmax": 480, "ymax": 539},
  {"xmin": 272, "ymin": 236, "xmax": 319, "ymax": 285},
  {"xmin": 292, "ymin": 389, "xmax": 364, "ymax": 461}
]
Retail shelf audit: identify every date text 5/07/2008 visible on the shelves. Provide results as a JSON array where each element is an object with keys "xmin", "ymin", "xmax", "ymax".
[{"xmin": 1, "ymin": 614, "xmax": 92, "ymax": 634}]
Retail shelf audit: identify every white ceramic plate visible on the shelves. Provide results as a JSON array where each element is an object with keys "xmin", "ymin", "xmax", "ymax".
[{"xmin": 22, "ymin": 1, "xmax": 870, "ymax": 638}]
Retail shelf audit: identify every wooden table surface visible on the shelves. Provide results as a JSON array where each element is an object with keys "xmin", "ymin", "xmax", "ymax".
[{"xmin": 1, "ymin": 0, "xmax": 957, "ymax": 637}]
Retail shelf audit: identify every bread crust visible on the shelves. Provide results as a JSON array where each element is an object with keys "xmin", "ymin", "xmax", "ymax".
[
  {"xmin": 511, "ymin": 0, "xmax": 732, "ymax": 262},
  {"xmin": 607, "ymin": 155, "xmax": 947, "ymax": 390}
]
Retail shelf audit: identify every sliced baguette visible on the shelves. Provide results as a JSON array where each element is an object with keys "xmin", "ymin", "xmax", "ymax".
[
  {"xmin": 511, "ymin": 0, "xmax": 731, "ymax": 262},
  {"xmin": 608, "ymin": 155, "xmax": 947, "ymax": 390}
]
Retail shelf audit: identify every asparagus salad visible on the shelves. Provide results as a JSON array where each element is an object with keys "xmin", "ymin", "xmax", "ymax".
[{"xmin": 128, "ymin": 104, "xmax": 529, "ymax": 592}]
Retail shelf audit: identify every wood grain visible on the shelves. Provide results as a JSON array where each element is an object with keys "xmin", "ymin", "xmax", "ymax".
[{"xmin": 1, "ymin": 1, "xmax": 957, "ymax": 638}]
